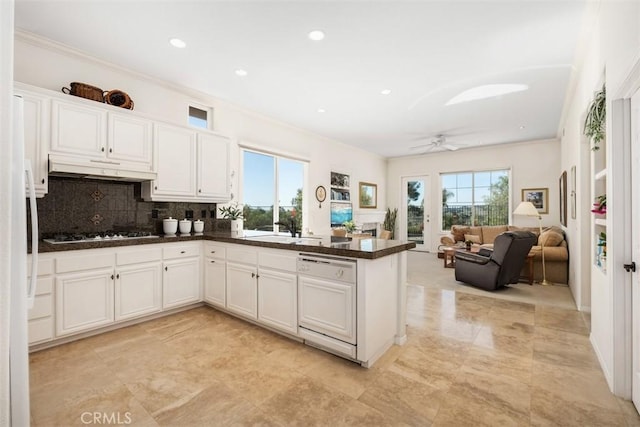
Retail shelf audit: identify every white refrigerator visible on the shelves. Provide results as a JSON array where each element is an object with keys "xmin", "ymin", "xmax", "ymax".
[{"xmin": 2, "ymin": 95, "xmax": 39, "ymax": 425}]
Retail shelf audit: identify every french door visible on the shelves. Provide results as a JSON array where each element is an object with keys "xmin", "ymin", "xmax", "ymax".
[{"xmin": 401, "ymin": 176, "xmax": 430, "ymax": 251}]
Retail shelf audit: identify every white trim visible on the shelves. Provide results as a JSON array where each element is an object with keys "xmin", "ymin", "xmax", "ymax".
[{"xmin": 238, "ymin": 140, "xmax": 310, "ymax": 164}]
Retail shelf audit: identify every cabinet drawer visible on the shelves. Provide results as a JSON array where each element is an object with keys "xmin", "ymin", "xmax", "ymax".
[
  {"xmin": 163, "ymin": 244, "xmax": 200, "ymax": 259},
  {"xmin": 29, "ymin": 317, "xmax": 53, "ymax": 345},
  {"xmin": 117, "ymin": 247, "xmax": 162, "ymax": 265},
  {"xmin": 27, "ymin": 256, "xmax": 54, "ymax": 277},
  {"xmin": 56, "ymin": 253, "xmax": 114, "ymax": 273},
  {"xmin": 259, "ymin": 250, "xmax": 297, "ymax": 272},
  {"xmin": 227, "ymin": 247, "xmax": 258, "ymax": 264},
  {"xmin": 29, "ymin": 293, "xmax": 52, "ymax": 320},
  {"xmin": 35, "ymin": 275, "xmax": 53, "ymax": 295},
  {"xmin": 204, "ymin": 243, "xmax": 226, "ymax": 259}
]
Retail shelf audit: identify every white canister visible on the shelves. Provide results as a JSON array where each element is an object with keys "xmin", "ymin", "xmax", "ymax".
[
  {"xmin": 193, "ymin": 220, "xmax": 204, "ymax": 233},
  {"xmin": 179, "ymin": 219, "xmax": 192, "ymax": 234},
  {"xmin": 163, "ymin": 217, "xmax": 178, "ymax": 235}
]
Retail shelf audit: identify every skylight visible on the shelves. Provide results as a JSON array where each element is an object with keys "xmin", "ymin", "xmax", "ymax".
[{"xmin": 446, "ymin": 84, "xmax": 529, "ymax": 105}]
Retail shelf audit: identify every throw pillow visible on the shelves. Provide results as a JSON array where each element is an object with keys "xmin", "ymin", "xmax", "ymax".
[
  {"xmin": 451, "ymin": 225, "xmax": 470, "ymax": 242},
  {"xmin": 539, "ymin": 230, "xmax": 564, "ymax": 247},
  {"xmin": 464, "ymin": 234, "xmax": 481, "ymax": 244}
]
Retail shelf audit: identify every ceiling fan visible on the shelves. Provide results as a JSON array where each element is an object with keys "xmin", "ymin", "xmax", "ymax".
[{"xmin": 409, "ymin": 134, "xmax": 466, "ymax": 152}]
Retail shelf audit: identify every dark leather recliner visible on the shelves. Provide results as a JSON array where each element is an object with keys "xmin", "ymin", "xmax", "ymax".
[{"xmin": 454, "ymin": 231, "xmax": 537, "ymax": 291}]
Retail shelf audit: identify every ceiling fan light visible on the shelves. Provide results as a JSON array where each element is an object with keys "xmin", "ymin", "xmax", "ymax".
[{"xmin": 446, "ymin": 84, "xmax": 528, "ymax": 106}]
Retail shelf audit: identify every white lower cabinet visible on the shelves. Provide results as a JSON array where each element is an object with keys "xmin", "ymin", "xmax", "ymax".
[
  {"xmin": 56, "ymin": 268, "xmax": 115, "ymax": 336},
  {"xmin": 163, "ymin": 257, "xmax": 201, "ymax": 309},
  {"xmin": 28, "ymin": 256, "xmax": 55, "ymax": 344},
  {"xmin": 115, "ymin": 262, "xmax": 162, "ymax": 321},
  {"xmin": 226, "ymin": 262, "xmax": 258, "ymax": 319},
  {"xmin": 115, "ymin": 247, "xmax": 162, "ymax": 321},
  {"xmin": 257, "ymin": 268, "xmax": 297, "ymax": 334},
  {"xmin": 204, "ymin": 258, "xmax": 226, "ymax": 308}
]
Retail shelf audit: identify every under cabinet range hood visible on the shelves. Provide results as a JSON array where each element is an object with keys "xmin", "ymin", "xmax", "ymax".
[{"xmin": 48, "ymin": 154, "xmax": 156, "ymax": 181}]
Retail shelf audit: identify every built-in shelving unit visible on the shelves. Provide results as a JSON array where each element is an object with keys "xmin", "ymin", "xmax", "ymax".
[
  {"xmin": 330, "ymin": 171, "xmax": 350, "ymax": 202},
  {"xmin": 592, "ymin": 139, "xmax": 607, "ymax": 274}
]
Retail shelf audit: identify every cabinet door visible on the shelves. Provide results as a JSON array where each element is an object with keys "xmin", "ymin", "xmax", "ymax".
[
  {"xmin": 108, "ymin": 113, "xmax": 154, "ymax": 170},
  {"xmin": 115, "ymin": 262, "xmax": 162, "ymax": 321},
  {"xmin": 16, "ymin": 89, "xmax": 49, "ymax": 197},
  {"xmin": 197, "ymin": 133, "xmax": 230, "ymax": 200},
  {"xmin": 51, "ymin": 100, "xmax": 107, "ymax": 157},
  {"xmin": 258, "ymin": 268, "xmax": 297, "ymax": 334},
  {"xmin": 226, "ymin": 262, "xmax": 257, "ymax": 319},
  {"xmin": 152, "ymin": 123, "xmax": 197, "ymax": 197},
  {"xmin": 28, "ymin": 276, "xmax": 54, "ymax": 344},
  {"xmin": 204, "ymin": 258, "xmax": 226, "ymax": 308},
  {"xmin": 55, "ymin": 268, "xmax": 114, "ymax": 336},
  {"xmin": 163, "ymin": 257, "xmax": 200, "ymax": 309}
]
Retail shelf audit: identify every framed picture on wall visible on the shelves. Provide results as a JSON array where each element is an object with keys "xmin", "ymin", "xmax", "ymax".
[
  {"xmin": 522, "ymin": 188, "xmax": 549, "ymax": 214},
  {"xmin": 559, "ymin": 171, "xmax": 567, "ymax": 226}
]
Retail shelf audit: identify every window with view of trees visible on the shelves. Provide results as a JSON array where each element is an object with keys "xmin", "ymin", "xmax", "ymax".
[
  {"xmin": 242, "ymin": 149, "xmax": 305, "ymax": 233},
  {"xmin": 441, "ymin": 169, "xmax": 510, "ymax": 230}
]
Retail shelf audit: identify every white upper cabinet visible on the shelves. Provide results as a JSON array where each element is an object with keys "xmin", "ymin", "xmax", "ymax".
[
  {"xmin": 148, "ymin": 123, "xmax": 197, "ymax": 198},
  {"xmin": 50, "ymin": 97, "xmax": 156, "ymax": 179},
  {"xmin": 15, "ymin": 86, "xmax": 50, "ymax": 197},
  {"xmin": 197, "ymin": 132, "xmax": 230, "ymax": 200},
  {"xmin": 143, "ymin": 125, "xmax": 231, "ymax": 203},
  {"xmin": 51, "ymin": 99, "xmax": 107, "ymax": 157},
  {"xmin": 107, "ymin": 113, "xmax": 154, "ymax": 170}
]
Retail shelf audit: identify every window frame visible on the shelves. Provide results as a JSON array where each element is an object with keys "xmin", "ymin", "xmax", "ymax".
[
  {"xmin": 440, "ymin": 168, "xmax": 512, "ymax": 231},
  {"xmin": 239, "ymin": 147, "xmax": 308, "ymax": 236},
  {"xmin": 187, "ymin": 103, "xmax": 213, "ymax": 130}
]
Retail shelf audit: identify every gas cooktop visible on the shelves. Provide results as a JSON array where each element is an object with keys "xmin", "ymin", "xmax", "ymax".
[{"xmin": 43, "ymin": 231, "xmax": 159, "ymax": 245}]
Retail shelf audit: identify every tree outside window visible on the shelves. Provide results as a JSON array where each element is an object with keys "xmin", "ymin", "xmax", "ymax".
[{"xmin": 441, "ymin": 170, "xmax": 509, "ymax": 230}]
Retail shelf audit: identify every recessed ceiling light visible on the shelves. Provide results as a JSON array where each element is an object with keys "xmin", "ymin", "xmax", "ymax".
[
  {"xmin": 308, "ymin": 30, "xmax": 325, "ymax": 41},
  {"xmin": 446, "ymin": 84, "xmax": 529, "ymax": 105},
  {"xmin": 317, "ymin": 108, "xmax": 326, "ymax": 113},
  {"xmin": 519, "ymin": 125, "xmax": 526, "ymax": 130},
  {"xmin": 169, "ymin": 38, "xmax": 186, "ymax": 48},
  {"xmin": 235, "ymin": 69, "xmax": 248, "ymax": 77},
  {"xmin": 380, "ymin": 89, "xmax": 392, "ymax": 95}
]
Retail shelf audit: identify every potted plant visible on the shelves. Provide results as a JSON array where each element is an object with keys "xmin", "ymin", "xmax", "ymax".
[
  {"xmin": 218, "ymin": 202, "xmax": 244, "ymax": 234},
  {"xmin": 583, "ymin": 84, "xmax": 606, "ymax": 151},
  {"xmin": 383, "ymin": 207, "xmax": 398, "ymax": 239},
  {"xmin": 342, "ymin": 220, "xmax": 356, "ymax": 233}
]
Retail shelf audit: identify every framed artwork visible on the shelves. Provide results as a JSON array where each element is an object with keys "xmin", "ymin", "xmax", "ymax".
[
  {"xmin": 559, "ymin": 171, "xmax": 567, "ymax": 226},
  {"xmin": 359, "ymin": 182, "xmax": 377, "ymax": 209},
  {"xmin": 570, "ymin": 166, "xmax": 576, "ymax": 219},
  {"xmin": 522, "ymin": 188, "xmax": 549, "ymax": 214}
]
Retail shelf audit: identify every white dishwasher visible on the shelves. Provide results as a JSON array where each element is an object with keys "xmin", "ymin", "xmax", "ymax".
[{"xmin": 297, "ymin": 254, "xmax": 357, "ymax": 359}]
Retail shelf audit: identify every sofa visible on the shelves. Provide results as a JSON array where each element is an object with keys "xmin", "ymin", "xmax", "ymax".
[{"xmin": 440, "ymin": 224, "xmax": 568, "ymax": 284}]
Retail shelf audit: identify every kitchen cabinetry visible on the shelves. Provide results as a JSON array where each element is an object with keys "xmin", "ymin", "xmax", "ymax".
[
  {"xmin": 55, "ymin": 251, "xmax": 115, "ymax": 336},
  {"xmin": 115, "ymin": 248, "xmax": 162, "ymax": 321},
  {"xmin": 50, "ymin": 98, "xmax": 155, "ymax": 179},
  {"xmin": 162, "ymin": 243, "xmax": 201, "ymax": 309},
  {"xmin": 143, "ymin": 125, "xmax": 231, "ymax": 202},
  {"xmin": 197, "ymin": 133, "xmax": 231, "ymax": 200},
  {"xmin": 257, "ymin": 250, "xmax": 297, "ymax": 334},
  {"xmin": 203, "ymin": 243, "xmax": 227, "ymax": 308},
  {"xmin": 27, "ymin": 256, "xmax": 54, "ymax": 344},
  {"xmin": 226, "ymin": 246, "xmax": 258, "ymax": 319},
  {"xmin": 15, "ymin": 86, "xmax": 49, "ymax": 197}
]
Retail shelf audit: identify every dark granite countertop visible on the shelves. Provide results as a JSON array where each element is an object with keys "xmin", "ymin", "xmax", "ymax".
[{"xmin": 33, "ymin": 232, "xmax": 416, "ymax": 259}]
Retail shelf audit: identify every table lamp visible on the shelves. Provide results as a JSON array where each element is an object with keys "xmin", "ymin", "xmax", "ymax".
[{"xmin": 513, "ymin": 201, "xmax": 552, "ymax": 286}]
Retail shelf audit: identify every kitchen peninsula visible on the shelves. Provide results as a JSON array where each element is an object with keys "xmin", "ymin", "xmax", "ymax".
[{"xmin": 30, "ymin": 233, "xmax": 415, "ymax": 368}]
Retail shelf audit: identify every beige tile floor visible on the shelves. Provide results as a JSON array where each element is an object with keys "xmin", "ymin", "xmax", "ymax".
[{"xmin": 30, "ymin": 252, "xmax": 640, "ymax": 426}]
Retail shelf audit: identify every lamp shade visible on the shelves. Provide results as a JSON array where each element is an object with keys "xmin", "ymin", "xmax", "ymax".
[{"xmin": 513, "ymin": 201, "xmax": 539, "ymax": 217}]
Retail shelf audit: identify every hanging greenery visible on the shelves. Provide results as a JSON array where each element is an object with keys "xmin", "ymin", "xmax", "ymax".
[{"xmin": 583, "ymin": 84, "xmax": 606, "ymax": 151}]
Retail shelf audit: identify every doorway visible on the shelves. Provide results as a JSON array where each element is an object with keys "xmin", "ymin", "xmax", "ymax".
[{"xmin": 401, "ymin": 176, "xmax": 430, "ymax": 251}]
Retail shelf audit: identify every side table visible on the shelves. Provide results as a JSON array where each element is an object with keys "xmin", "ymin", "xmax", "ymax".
[{"xmin": 443, "ymin": 247, "xmax": 457, "ymax": 268}]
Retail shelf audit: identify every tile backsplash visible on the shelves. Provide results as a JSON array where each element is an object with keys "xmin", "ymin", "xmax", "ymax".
[{"xmin": 32, "ymin": 177, "xmax": 225, "ymax": 237}]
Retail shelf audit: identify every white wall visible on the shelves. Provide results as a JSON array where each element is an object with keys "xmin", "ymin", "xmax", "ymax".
[
  {"xmin": 386, "ymin": 138, "xmax": 561, "ymax": 252},
  {"xmin": 558, "ymin": 0, "xmax": 640, "ymax": 395},
  {"xmin": 13, "ymin": 33, "xmax": 387, "ymax": 236}
]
